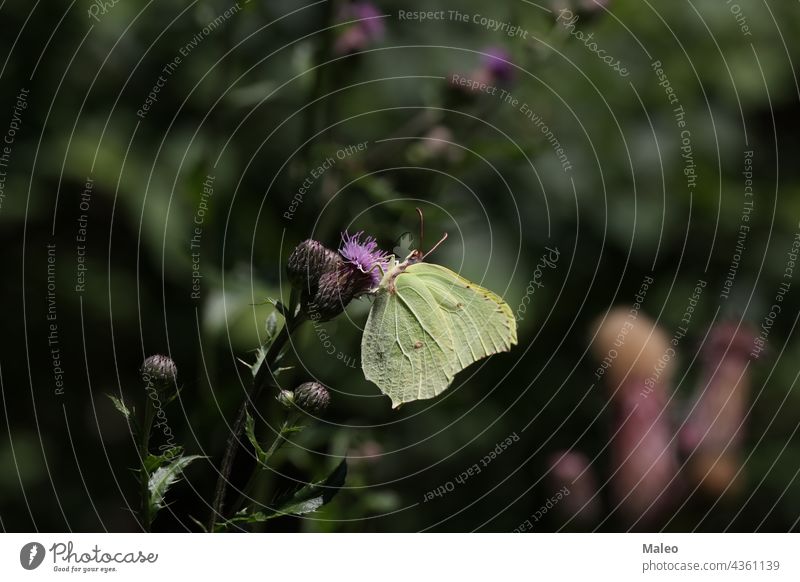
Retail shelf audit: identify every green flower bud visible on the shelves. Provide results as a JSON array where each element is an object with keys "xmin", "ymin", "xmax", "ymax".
[
  {"xmin": 277, "ymin": 389, "xmax": 295, "ymax": 408},
  {"xmin": 293, "ymin": 381, "xmax": 331, "ymax": 415}
]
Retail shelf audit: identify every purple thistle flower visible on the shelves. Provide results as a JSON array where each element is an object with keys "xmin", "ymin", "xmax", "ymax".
[
  {"xmin": 339, "ymin": 231, "xmax": 389, "ymax": 287},
  {"xmin": 482, "ymin": 46, "xmax": 515, "ymax": 84}
]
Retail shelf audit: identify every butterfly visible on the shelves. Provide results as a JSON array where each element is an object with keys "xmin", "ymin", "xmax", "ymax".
[{"xmin": 361, "ymin": 217, "xmax": 517, "ymax": 408}]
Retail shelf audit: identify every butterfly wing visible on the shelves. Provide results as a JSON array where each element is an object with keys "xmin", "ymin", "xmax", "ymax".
[
  {"xmin": 407, "ymin": 263, "xmax": 517, "ymax": 371},
  {"xmin": 362, "ymin": 262, "xmax": 517, "ymax": 408},
  {"xmin": 362, "ymin": 273, "xmax": 456, "ymax": 408}
]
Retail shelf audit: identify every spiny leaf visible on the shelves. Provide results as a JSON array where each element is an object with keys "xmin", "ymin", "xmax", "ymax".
[
  {"xmin": 272, "ymin": 458, "xmax": 348, "ymax": 516},
  {"xmin": 106, "ymin": 394, "xmax": 130, "ymax": 419},
  {"xmin": 273, "ymin": 366, "xmax": 294, "ymax": 377},
  {"xmin": 276, "ymin": 495, "xmax": 325, "ymax": 516},
  {"xmin": 215, "ymin": 459, "xmax": 348, "ymax": 531},
  {"xmin": 244, "ymin": 411, "xmax": 268, "ymax": 465},
  {"xmin": 249, "ymin": 345, "xmax": 268, "ymax": 378},
  {"xmin": 265, "ymin": 311, "xmax": 278, "ymax": 338},
  {"xmin": 213, "ymin": 510, "xmax": 275, "ymax": 531},
  {"xmin": 144, "ymin": 446, "xmax": 184, "ymax": 473},
  {"xmin": 147, "ymin": 455, "xmax": 203, "ymax": 516}
]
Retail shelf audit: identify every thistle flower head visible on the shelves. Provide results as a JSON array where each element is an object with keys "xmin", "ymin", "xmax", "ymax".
[{"xmin": 339, "ymin": 231, "xmax": 389, "ymax": 287}]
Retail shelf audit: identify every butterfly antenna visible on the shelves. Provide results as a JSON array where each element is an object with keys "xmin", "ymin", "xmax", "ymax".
[
  {"xmin": 421, "ymin": 232, "xmax": 448, "ymax": 260},
  {"xmin": 415, "ymin": 207, "xmax": 424, "ymax": 251}
]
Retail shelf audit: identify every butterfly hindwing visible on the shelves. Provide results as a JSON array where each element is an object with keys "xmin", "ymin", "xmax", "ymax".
[
  {"xmin": 362, "ymin": 275, "xmax": 456, "ymax": 408},
  {"xmin": 362, "ymin": 261, "xmax": 517, "ymax": 408}
]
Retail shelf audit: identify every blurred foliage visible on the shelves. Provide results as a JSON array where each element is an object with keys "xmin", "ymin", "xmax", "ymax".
[{"xmin": 2, "ymin": 0, "xmax": 800, "ymax": 532}]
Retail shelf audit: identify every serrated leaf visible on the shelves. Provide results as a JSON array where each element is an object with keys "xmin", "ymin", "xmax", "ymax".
[
  {"xmin": 144, "ymin": 446, "xmax": 184, "ymax": 473},
  {"xmin": 213, "ymin": 510, "xmax": 275, "ymax": 531},
  {"xmin": 265, "ymin": 311, "xmax": 278, "ymax": 338},
  {"xmin": 272, "ymin": 458, "xmax": 348, "ymax": 516},
  {"xmin": 244, "ymin": 411, "xmax": 269, "ymax": 465},
  {"xmin": 273, "ymin": 366, "xmax": 293, "ymax": 377},
  {"xmin": 147, "ymin": 455, "xmax": 203, "ymax": 516},
  {"xmin": 277, "ymin": 495, "xmax": 325, "ymax": 516},
  {"xmin": 250, "ymin": 345, "xmax": 268, "ymax": 378},
  {"xmin": 216, "ymin": 459, "xmax": 348, "ymax": 531},
  {"xmin": 106, "ymin": 394, "xmax": 130, "ymax": 419}
]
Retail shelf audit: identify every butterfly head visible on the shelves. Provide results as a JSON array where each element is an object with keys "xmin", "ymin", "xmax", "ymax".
[{"xmin": 405, "ymin": 249, "xmax": 424, "ymax": 264}]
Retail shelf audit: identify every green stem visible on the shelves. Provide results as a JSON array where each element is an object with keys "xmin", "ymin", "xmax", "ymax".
[
  {"xmin": 208, "ymin": 312, "xmax": 305, "ymax": 530},
  {"xmin": 227, "ymin": 415, "xmax": 299, "ymax": 518},
  {"xmin": 139, "ymin": 398, "xmax": 155, "ymax": 531}
]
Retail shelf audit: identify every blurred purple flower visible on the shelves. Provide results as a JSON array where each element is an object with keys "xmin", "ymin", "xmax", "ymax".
[
  {"xmin": 548, "ymin": 450, "xmax": 601, "ymax": 525},
  {"xmin": 482, "ymin": 47, "xmax": 515, "ymax": 84},
  {"xmin": 334, "ymin": 2, "xmax": 385, "ymax": 55},
  {"xmin": 339, "ymin": 231, "xmax": 389, "ymax": 287}
]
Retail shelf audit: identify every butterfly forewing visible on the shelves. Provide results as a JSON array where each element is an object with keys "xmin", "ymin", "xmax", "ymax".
[{"xmin": 407, "ymin": 263, "xmax": 518, "ymax": 369}]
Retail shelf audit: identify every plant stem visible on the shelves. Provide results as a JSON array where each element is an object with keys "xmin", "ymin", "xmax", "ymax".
[
  {"xmin": 208, "ymin": 313, "xmax": 304, "ymax": 530},
  {"xmin": 227, "ymin": 415, "xmax": 298, "ymax": 518},
  {"xmin": 139, "ymin": 398, "xmax": 155, "ymax": 531}
]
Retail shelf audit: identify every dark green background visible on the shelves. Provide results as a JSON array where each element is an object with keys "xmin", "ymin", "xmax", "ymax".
[{"xmin": 1, "ymin": 0, "xmax": 799, "ymax": 532}]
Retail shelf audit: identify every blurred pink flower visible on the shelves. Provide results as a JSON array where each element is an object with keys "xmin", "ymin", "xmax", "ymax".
[
  {"xmin": 334, "ymin": 2, "xmax": 385, "ymax": 55},
  {"xmin": 548, "ymin": 450, "xmax": 601, "ymax": 525},
  {"xmin": 679, "ymin": 322, "xmax": 755, "ymax": 496},
  {"xmin": 591, "ymin": 309, "xmax": 681, "ymax": 526}
]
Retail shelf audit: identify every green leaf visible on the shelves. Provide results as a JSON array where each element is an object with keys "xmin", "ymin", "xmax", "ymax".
[
  {"xmin": 244, "ymin": 411, "xmax": 269, "ymax": 465},
  {"xmin": 106, "ymin": 394, "xmax": 131, "ymax": 419},
  {"xmin": 147, "ymin": 455, "xmax": 203, "ymax": 517},
  {"xmin": 214, "ymin": 460, "xmax": 347, "ymax": 531},
  {"xmin": 265, "ymin": 311, "xmax": 278, "ymax": 338},
  {"xmin": 272, "ymin": 458, "xmax": 348, "ymax": 516},
  {"xmin": 273, "ymin": 366, "xmax": 293, "ymax": 377},
  {"xmin": 249, "ymin": 345, "xmax": 268, "ymax": 378},
  {"xmin": 144, "ymin": 446, "xmax": 184, "ymax": 473},
  {"xmin": 213, "ymin": 509, "xmax": 279, "ymax": 531}
]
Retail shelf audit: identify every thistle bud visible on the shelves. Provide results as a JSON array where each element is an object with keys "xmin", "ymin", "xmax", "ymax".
[
  {"xmin": 287, "ymin": 239, "xmax": 339, "ymax": 294},
  {"xmin": 140, "ymin": 354, "xmax": 177, "ymax": 394},
  {"xmin": 293, "ymin": 381, "xmax": 331, "ymax": 415},
  {"xmin": 304, "ymin": 261, "xmax": 372, "ymax": 322},
  {"xmin": 277, "ymin": 389, "xmax": 295, "ymax": 408}
]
